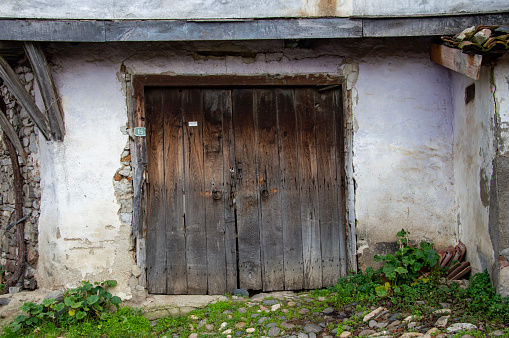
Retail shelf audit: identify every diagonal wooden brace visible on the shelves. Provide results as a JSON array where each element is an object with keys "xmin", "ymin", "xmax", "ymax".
[
  {"xmin": 24, "ymin": 42, "xmax": 65, "ymax": 141},
  {"xmin": 0, "ymin": 55, "xmax": 51, "ymax": 140},
  {"xmin": 0, "ymin": 106, "xmax": 26, "ymax": 163}
]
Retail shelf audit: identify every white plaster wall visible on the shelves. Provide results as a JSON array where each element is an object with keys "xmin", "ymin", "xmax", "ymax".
[
  {"xmin": 37, "ymin": 56, "xmax": 134, "ymax": 297},
  {"xmin": 452, "ymin": 67, "xmax": 496, "ymax": 274},
  {"xmin": 37, "ymin": 40, "xmax": 458, "ymax": 291},
  {"xmin": 0, "ymin": 0, "xmax": 506, "ymax": 19},
  {"xmin": 353, "ymin": 56, "xmax": 457, "ymax": 267}
]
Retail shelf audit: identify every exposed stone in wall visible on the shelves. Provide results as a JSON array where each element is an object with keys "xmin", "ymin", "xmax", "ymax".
[
  {"xmin": 0, "ymin": 65, "xmax": 40, "ymax": 291},
  {"xmin": 113, "ymin": 136, "xmax": 146, "ymax": 300}
]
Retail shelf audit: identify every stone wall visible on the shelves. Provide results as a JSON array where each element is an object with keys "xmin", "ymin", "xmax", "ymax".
[{"xmin": 0, "ymin": 65, "xmax": 40, "ymax": 290}]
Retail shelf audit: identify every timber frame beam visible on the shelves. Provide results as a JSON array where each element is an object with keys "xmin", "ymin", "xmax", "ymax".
[
  {"xmin": 0, "ymin": 55, "xmax": 51, "ymax": 140},
  {"xmin": 24, "ymin": 42, "xmax": 65, "ymax": 140},
  {"xmin": 0, "ymin": 13, "xmax": 507, "ymax": 42}
]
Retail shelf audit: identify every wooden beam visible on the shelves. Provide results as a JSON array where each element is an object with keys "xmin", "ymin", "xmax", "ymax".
[
  {"xmin": 363, "ymin": 13, "xmax": 509, "ymax": 37},
  {"xmin": 24, "ymin": 42, "xmax": 65, "ymax": 141},
  {"xmin": 430, "ymin": 43, "xmax": 482, "ymax": 80},
  {"xmin": 133, "ymin": 74, "xmax": 343, "ymax": 89},
  {"xmin": 0, "ymin": 55, "xmax": 51, "ymax": 140},
  {"xmin": 0, "ymin": 108, "xmax": 26, "ymax": 163},
  {"xmin": 0, "ymin": 13, "xmax": 504, "ymax": 42},
  {"xmin": 0, "ymin": 20, "xmax": 105, "ymax": 42},
  {"xmin": 106, "ymin": 18, "xmax": 363, "ymax": 41}
]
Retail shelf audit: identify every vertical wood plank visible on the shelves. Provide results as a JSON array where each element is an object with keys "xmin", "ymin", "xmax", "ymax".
[
  {"xmin": 223, "ymin": 90, "xmax": 238, "ymax": 293},
  {"xmin": 131, "ymin": 78, "xmax": 148, "ymax": 288},
  {"xmin": 315, "ymin": 89, "xmax": 341, "ymax": 287},
  {"xmin": 277, "ymin": 88, "xmax": 304, "ymax": 290},
  {"xmin": 296, "ymin": 88, "xmax": 322, "ymax": 289},
  {"xmin": 145, "ymin": 88, "xmax": 167, "ymax": 293},
  {"xmin": 232, "ymin": 88, "xmax": 262, "ymax": 290},
  {"xmin": 203, "ymin": 89, "xmax": 228, "ymax": 295},
  {"xmin": 183, "ymin": 89, "xmax": 208, "ymax": 294},
  {"xmin": 334, "ymin": 88, "xmax": 348, "ymax": 277},
  {"xmin": 163, "ymin": 88, "xmax": 187, "ymax": 294},
  {"xmin": 256, "ymin": 89, "xmax": 284, "ymax": 291}
]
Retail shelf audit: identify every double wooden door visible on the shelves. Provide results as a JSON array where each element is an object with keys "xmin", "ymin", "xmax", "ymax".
[{"xmin": 145, "ymin": 86, "xmax": 346, "ymax": 295}]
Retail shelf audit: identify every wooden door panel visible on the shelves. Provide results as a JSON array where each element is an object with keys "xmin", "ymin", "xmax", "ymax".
[
  {"xmin": 183, "ymin": 89, "xmax": 208, "ymax": 295},
  {"xmin": 146, "ymin": 88, "xmax": 167, "ymax": 294},
  {"xmin": 277, "ymin": 88, "xmax": 304, "ymax": 290},
  {"xmin": 295, "ymin": 88, "xmax": 322, "ymax": 289},
  {"xmin": 232, "ymin": 89, "xmax": 263, "ymax": 290},
  {"xmin": 315, "ymin": 89, "xmax": 341, "ymax": 286},
  {"xmin": 163, "ymin": 89, "xmax": 187, "ymax": 295},
  {"xmin": 256, "ymin": 89, "xmax": 284, "ymax": 291},
  {"xmin": 203, "ymin": 89, "xmax": 229, "ymax": 295},
  {"xmin": 146, "ymin": 85, "xmax": 345, "ymax": 294},
  {"xmin": 334, "ymin": 89, "xmax": 348, "ymax": 277},
  {"xmin": 221, "ymin": 91, "xmax": 238, "ymax": 293}
]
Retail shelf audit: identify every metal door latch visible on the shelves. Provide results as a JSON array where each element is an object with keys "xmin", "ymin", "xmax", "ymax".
[{"xmin": 237, "ymin": 163, "xmax": 243, "ymax": 180}]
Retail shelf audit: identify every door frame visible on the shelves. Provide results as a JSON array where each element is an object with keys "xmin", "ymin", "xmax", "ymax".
[{"xmin": 126, "ymin": 74, "xmax": 357, "ymax": 290}]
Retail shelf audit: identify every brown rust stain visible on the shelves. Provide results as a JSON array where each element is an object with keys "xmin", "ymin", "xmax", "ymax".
[
  {"xmin": 319, "ymin": 0, "xmax": 336, "ymax": 16},
  {"xmin": 113, "ymin": 173, "xmax": 122, "ymax": 181},
  {"xmin": 270, "ymin": 188, "xmax": 278, "ymax": 193},
  {"xmin": 203, "ymin": 191, "xmax": 212, "ymax": 197},
  {"xmin": 120, "ymin": 154, "xmax": 131, "ymax": 162},
  {"xmin": 259, "ymin": 178, "xmax": 264, "ymax": 185}
]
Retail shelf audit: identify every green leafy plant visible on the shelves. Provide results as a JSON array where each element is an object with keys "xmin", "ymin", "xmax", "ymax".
[
  {"xmin": 374, "ymin": 229, "xmax": 440, "ymax": 291},
  {"xmin": 461, "ymin": 270, "xmax": 509, "ymax": 322},
  {"xmin": 63, "ymin": 280, "xmax": 121, "ymax": 321},
  {"xmin": 8, "ymin": 280, "xmax": 122, "ymax": 335}
]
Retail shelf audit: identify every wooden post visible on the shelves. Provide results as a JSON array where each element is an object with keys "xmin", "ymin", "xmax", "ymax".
[
  {"xmin": 24, "ymin": 42, "xmax": 65, "ymax": 141},
  {"xmin": 430, "ymin": 43, "xmax": 482, "ymax": 80},
  {"xmin": 0, "ymin": 107, "xmax": 26, "ymax": 163},
  {"xmin": 0, "ymin": 55, "xmax": 51, "ymax": 140}
]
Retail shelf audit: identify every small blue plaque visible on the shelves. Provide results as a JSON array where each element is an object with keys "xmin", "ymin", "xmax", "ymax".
[{"xmin": 134, "ymin": 127, "xmax": 146, "ymax": 137}]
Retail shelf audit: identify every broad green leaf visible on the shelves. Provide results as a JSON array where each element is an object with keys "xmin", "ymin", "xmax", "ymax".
[
  {"xmin": 69, "ymin": 309, "xmax": 75, "ymax": 316},
  {"xmin": 87, "ymin": 295, "xmax": 100, "ymax": 305},
  {"xmin": 64, "ymin": 297, "xmax": 74, "ymax": 306},
  {"xmin": 76, "ymin": 311, "xmax": 87, "ymax": 320},
  {"xmin": 394, "ymin": 267, "xmax": 408, "ymax": 274},
  {"xmin": 111, "ymin": 296, "xmax": 122, "ymax": 304},
  {"xmin": 71, "ymin": 301, "xmax": 83, "ymax": 309},
  {"xmin": 14, "ymin": 314, "xmax": 27, "ymax": 323},
  {"xmin": 54, "ymin": 303, "xmax": 65, "ymax": 312},
  {"xmin": 397, "ymin": 229, "xmax": 407, "ymax": 238},
  {"xmin": 42, "ymin": 298, "xmax": 55, "ymax": 307},
  {"xmin": 106, "ymin": 280, "xmax": 117, "ymax": 287},
  {"xmin": 375, "ymin": 285, "xmax": 388, "ymax": 297}
]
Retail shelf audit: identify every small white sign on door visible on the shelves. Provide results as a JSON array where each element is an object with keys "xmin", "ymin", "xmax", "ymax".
[{"xmin": 188, "ymin": 121, "xmax": 198, "ymax": 127}]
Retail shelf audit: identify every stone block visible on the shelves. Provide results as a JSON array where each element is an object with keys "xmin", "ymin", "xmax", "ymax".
[
  {"xmin": 496, "ymin": 266, "xmax": 509, "ymax": 297},
  {"xmin": 9, "ymin": 286, "xmax": 22, "ymax": 294},
  {"xmin": 23, "ymin": 277, "xmax": 37, "ymax": 290},
  {"xmin": 27, "ymin": 245, "xmax": 38, "ymax": 267},
  {"xmin": 132, "ymin": 264, "xmax": 141, "ymax": 277},
  {"xmin": 120, "ymin": 212, "xmax": 132, "ymax": 225}
]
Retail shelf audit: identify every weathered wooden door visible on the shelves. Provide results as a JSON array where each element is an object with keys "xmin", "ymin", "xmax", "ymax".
[{"xmin": 145, "ymin": 86, "xmax": 346, "ymax": 295}]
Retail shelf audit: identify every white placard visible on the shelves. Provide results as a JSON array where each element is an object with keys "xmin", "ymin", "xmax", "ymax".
[{"xmin": 189, "ymin": 121, "xmax": 198, "ymax": 127}]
